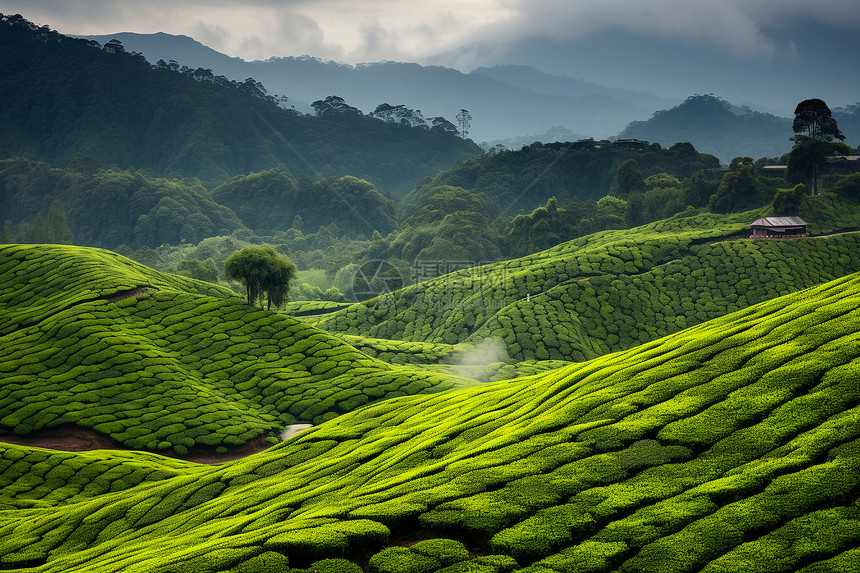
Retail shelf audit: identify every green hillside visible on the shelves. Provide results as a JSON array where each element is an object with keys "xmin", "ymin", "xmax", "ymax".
[
  {"xmin": 2, "ymin": 270, "xmax": 859, "ymax": 571},
  {"xmin": 0, "ymin": 14, "xmax": 480, "ymax": 194},
  {"xmin": 316, "ymin": 207, "xmax": 860, "ymax": 362},
  {"xmin": 0, "ymin": 244, "xmax": 472, "ymax": 455}
]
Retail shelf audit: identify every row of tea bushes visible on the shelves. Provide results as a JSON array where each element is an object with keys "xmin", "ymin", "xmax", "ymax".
[
  {"xmin": 0, "ymin": 445, "xmax": 201, "ymax": 510},
  {"xmin": 0, "ymin": 244, "xmax": 233, "ymax": 336},
  {"xmin": 337, "ymin": 335, "xmax": 457, "ymax": 365},
  {"xmin": 317, "ymin": 210, "xmax": 860, "ymax": 362},
  {"xmin": 473, "ymin": 232, "xmax": 860, "ymax": 361},
  {"xmin": 2, "ymin": 271, "xmax": 859, "ymax": 571},
  {"xmin": 0, "ymin": 245, "xmax": 472, "ymax": 454}
]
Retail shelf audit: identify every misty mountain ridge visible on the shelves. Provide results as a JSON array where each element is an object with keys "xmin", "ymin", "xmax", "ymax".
[
  {"xmin": 80, "ymin": 32, "xmax": 674, "ymax": 142},
  {"xmin": 431, "ymin": 22, "xmax": 860, "ymax": 118},
  {"xmin": 1, "ymin": 15, "xmax": 479, "ymax": 195},
  {"xmin": 620, "ymin": 94, "xmax": 860, "ymax": 164},
  {"xmin": 68, "ymin": 29, "xmax": 859, "ymax": 165}
]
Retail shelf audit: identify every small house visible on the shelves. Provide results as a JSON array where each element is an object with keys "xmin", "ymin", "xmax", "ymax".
[{"xmin": 750, "ymin": 216, "xmax": 807, "ymax": 239}]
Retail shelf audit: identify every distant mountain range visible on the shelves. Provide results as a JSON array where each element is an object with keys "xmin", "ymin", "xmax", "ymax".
[
  {"xmin": 619, "ymin": 95, "xmax": 794, "ymax": 163},
  {"xmin": 80, "ymin": 32, "xmax": 679, "ymax": 143},
  {"xmin": 79, "ymin": 31, "xmax": 860, "ymax": 164}
]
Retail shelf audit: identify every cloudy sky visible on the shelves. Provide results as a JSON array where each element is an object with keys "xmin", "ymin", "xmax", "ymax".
[
  {"xmin": 4, "ymin": 0, "xmax": 858, "ymax": 63},
  {"xmin": 4, "ymin": 0, "xmax": 859, "ymax": 112}
]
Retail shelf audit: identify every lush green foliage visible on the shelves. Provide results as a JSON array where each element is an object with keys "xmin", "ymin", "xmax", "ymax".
[
  {"xmin": 317, "ymin": 203, "xmax": 860, "ymax": 361},
  {"xmin": 0, "ymin": 157, "xmax": 244, "ymax": 248},
  {"xmin": 212, "ymin": 170, "xmax": 396, "ymax": 237},
  {"xmin": 0, "ymin": 244, "xmax": 472, "ymax": 453},
  {"xmin": 224, "ymin": 245, "xmax": 297, "ymax": 309},
  {"xmin": 402, "ymin": 140, "xmax": 719, "ymax": 214},
  {"xmin": 2, "ymin": 270, "xmax": 860, "ymax": 571},
  {"xmin": 0, "ymin": 14, "xmax": 480, "ymax": 194}
]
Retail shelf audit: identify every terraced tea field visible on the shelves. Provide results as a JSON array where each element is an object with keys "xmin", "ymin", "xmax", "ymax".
[
  {"xmin": 0, "ymin": 244, "xmax": 473, "ymax": 456},
  {"xmin": 1, "ymin": 242, "xmax": 859, "ymax": 572},
  {"xmin": 317, "ymin": 211, "xmax": 860, "ymax": 364}
]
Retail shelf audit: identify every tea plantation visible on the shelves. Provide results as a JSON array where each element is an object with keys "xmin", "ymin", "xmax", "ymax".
[
  {"xmin": 316, "ymin": 209, "xmax": 860, "ymax": 363},
  {"xmin": 0, "ymin": 244, "xmax": 474, "ymax": 455},
  {"xmin": 1, "ymin": 269, "xmax": 859, "ymax": 571}
]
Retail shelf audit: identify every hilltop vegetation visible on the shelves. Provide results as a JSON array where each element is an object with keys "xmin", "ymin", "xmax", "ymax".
[
  {"xmin": 402, "ymin": 139, "xmax": 720, "ymax": 211},
  {"xmin": 0, "ymin": 244, "xmax": 472, "ymax": 455},
  {"xmin": 212, "ymin": 170, "xmax": 397, "ymax": 237},
  {"xmin": 0, "ymin": 14, "xmax": 480, "ymax": 193},
  {"xmin": 1, "ymin": 270, "xmax": 860, "ymax": 571},
  {"xmin": 0, "ymin": 157, "xmax": 244, "ymax": 248},
  {"xmin": 619, "ymin": 95, "xmax": 795, "ymax": 163}
]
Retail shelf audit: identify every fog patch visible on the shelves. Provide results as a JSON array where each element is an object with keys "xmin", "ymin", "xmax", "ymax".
[{"xmin": 450, "ymin": 338, "xmax": 509, "ymax": 381}]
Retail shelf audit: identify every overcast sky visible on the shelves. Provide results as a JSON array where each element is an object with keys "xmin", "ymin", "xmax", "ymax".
[
  {"xmin": 4, "ymin": 0, "xmax": 859, "ymax": 114},
  {"xmin": 5, "ymin": 0, "xmax": 860, "ymax": 66}
]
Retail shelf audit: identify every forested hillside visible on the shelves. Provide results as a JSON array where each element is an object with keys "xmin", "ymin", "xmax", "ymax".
[
  {"xmin": 0, "ymin": 14, "xmax": 480, "ymax": 194},
  {"xmin": 618, "ymin": 95, "xmax": 794, "ymax": 163},
  {"xmin": 81, "ymin": 32, "xmax": 676, "ymax": 143}
]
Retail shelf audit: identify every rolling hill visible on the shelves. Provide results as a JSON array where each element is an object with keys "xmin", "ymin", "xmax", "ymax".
[
  {"xmin": 316, "ymin": 197, "xmax": 860, "ymax": 364},
  {"xmin": 0, "ymin": 244, "xmax": 473, "ymax": 456},
  {"xmin": 1, "ymin": 266, "xmax": 859, "ymax": 571}
]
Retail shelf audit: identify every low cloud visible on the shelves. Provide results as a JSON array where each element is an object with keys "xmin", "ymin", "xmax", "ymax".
[{"xmin": 8, "ymin": 0, "xmax": 860, "ymax": 64}]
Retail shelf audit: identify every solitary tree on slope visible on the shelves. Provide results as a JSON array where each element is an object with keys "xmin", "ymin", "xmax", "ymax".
[{"xmin": 224, "ymin": 245, "xmax": 297, "ymax": 310}]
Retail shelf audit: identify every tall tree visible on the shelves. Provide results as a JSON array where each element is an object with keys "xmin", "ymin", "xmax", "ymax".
[
  {"xmin": 224, "ymin": 246, "xmax": 297, "ymax": 310},
  {"xmin": 790, "ymin": 99, "xmax": 845, "ymax": 195},
  {"xmin": 708, "ymin": 157, "xmax": 766, "ymax": 213},
  {"xmin": 792, "ymin": 99, "xmax": 845, "ymax": 142},
  {"xmin": 456, "ymin": 109, "xmax": 472, "ymax": 139}
]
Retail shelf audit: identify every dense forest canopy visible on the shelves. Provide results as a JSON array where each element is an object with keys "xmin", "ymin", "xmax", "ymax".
[{"xmin": 0, "ymin": 13, "xmax": 480, "ymax": 196}]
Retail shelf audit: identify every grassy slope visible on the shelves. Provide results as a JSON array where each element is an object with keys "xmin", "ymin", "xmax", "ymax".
[
  {"xmin": 2, "ymin": 271, "xmax": 859, "ymax": 572},
  {"xmin": 315, "ymin": 208, "xmax": 860, "ymax": 363},
  {"xmin": 0, "ymin": 244, "xmax": 473, "ymax": 454}
]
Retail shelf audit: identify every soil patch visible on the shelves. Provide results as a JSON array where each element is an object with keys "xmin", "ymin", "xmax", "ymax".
[
  {"xmin": 0, "ymin": 425, "xmax": 117, "ymax": 451},
  {"xmin": 103, "ymin": 286, "xmax": 153, "ymax": 303},
  {"xmin": 0, "ymin": 425, "xmax": 277, "ymax": 465}
]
